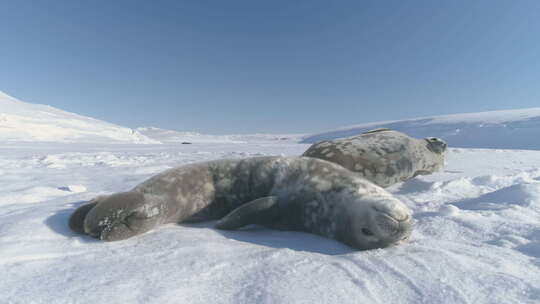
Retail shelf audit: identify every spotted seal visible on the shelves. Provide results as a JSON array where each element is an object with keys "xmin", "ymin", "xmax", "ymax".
[
  {"xmin": 69, "ymin": 156, "xmax": 412, "ymax": 250},
  {"xmin": 302, "ymin": 129, "xmax": 447, "ymax": 187}
]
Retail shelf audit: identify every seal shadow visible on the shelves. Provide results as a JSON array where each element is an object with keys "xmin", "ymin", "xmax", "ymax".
[
  {"xmin": 183, "ymin": 222, "xmax": 355, "ymax": 255},
  {"xmin": 45, "ymin": 203, "xmax": 357, "ymax": 253},
  {"xmin": 44, "ymin": 200, "xmax": 100, "ymax": 243}
]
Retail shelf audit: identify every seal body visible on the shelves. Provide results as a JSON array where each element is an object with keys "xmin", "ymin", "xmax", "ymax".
[
  {"xmin": 70, "ymin": 156, "xmax": 412, "ymax": 250},
  {"xmin": 302, "ymin": 129, "xmax": 447, "ymax": 187}
]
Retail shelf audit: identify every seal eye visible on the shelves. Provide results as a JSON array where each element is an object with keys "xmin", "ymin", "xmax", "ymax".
[{"xmin": 361, "ymin": 228, "xmax": 375, "ymax": 236}]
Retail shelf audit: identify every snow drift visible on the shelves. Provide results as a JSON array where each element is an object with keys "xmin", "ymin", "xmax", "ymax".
[
  {"xmin": 302, "ymin": 108, "xmax": 540, "ymax": 150},
  {"xmin": 0, "ymin": 91, "xmax": 158, "ymax": 144}
]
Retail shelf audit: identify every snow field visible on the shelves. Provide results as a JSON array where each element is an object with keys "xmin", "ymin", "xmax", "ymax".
[{"xmin": 0, "ymin": 142, "xmax": 539, "ymax": 304}]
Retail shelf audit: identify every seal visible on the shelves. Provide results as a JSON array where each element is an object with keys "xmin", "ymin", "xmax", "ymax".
[
  {"xmin": 302, "ymin": 129, "xmax": 447, "ymax": 187},
  {"xmin": 69, "ymin": 156, "xmax": 412, "ymax": 250}
]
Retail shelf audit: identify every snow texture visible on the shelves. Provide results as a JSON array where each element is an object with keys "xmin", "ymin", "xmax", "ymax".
[
  {"xmin": 1, "ymin": 144, "xmax": 540, "ymax": 304},
  {"xmin": 302, "ymin": 108, "xmax": 540, "ymax": 150},
  {"xmin": 1, "ymin": 92, "xmax": 540, "ymax": 303}
]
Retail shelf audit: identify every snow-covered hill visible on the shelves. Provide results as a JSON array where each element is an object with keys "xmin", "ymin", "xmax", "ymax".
[
  {"xmin": 0, "ymin": 91, "xmax": 158, "ymax": 144},
  {"xmin": 302, "ymin": 108, "xmax": 540, "ymax": 150}
]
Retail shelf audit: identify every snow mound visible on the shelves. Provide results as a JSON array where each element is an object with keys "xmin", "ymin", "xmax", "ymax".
[
  {"xmin": 302, "ymin": 108, "xmax": 540, "ymax": 150},
  {"xmin": 0, "ymin": 91, "xmax": 159, "ymax": 144},
  {"xmin": 453, "ymin": 182, "xmax": 540, "ymax": 211}
]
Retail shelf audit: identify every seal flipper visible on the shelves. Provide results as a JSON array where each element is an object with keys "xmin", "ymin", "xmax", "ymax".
[
  {"xmin": 69, "ymin": 201, "xmax": 98, "ymax": 234},
  {"xmin": 215, "ymin": 196, "xmax": 280, "ymax": 230}
]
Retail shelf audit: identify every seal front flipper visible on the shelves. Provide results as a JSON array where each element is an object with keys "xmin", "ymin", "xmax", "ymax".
[
  {"xmin": 215, "ymin": 196, "xmax": 280, "ymax": 230},
  {"xmin": 69, "ymin": 201, "xmax": 98, "ymax": 234}
]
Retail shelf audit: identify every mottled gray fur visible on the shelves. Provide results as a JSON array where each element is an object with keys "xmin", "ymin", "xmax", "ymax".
[
  {"xmin": 69, "ymin": 156, "xmax": 412, "ymax": 250},
  {"xmin": 302, "ymin": 129, "xmax": 447, "ymax": 187}
]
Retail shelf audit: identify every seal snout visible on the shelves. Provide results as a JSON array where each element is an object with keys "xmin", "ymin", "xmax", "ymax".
[{"xmin": 371, "ymin": 205, "xmax": 413, "ymax": 243}]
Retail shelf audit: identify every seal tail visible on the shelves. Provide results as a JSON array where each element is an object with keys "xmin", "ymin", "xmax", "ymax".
[
  {"xmin": 68, "ymin": 201, "xmax": 98, "ymax": 234},
  {"xmin": 215, "ymin": 196, "xmax": 279, "ymax": 230}
]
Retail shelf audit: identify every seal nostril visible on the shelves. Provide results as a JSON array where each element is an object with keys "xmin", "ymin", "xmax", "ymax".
[{"xmin": 361, "ymin": 228, "xmax": 375, "ymax": 236}]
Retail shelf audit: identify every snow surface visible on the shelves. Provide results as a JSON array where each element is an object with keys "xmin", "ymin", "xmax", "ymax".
[
  {"xmin": 302, "ymin": 108, "xmax": 540, "ymax": 150},
  {"xmin": 0, "ymin": 91, "xmax": 158, "ymax": 144},
  {"xmin": 1, "ymin": 141, "xmax": 540, "ymax": 304}
]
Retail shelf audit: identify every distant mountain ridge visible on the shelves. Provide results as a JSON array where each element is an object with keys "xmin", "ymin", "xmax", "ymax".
[
  {"xmin": 4, "ymin": 90, "xmax": 540, "ymax": 150},
  {"xmin": 302, "ymin": 108, "xmax": 540, "ymax": 150},
  {"xmin": 0, "ymin": 91, "xmax": 158, "ymax": 144},
  {"xmin": 136, "ymin": 127, "xmax": 305, "ymax": 144},
  {"xmin": 136, "ymin": 127, "xmax": 245, "ymax": 144}
]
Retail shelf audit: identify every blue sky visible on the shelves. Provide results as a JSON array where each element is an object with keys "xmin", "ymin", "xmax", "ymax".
[{"xmin": 2, "ymin": 0, "xmax": 540, "ymax": 134}]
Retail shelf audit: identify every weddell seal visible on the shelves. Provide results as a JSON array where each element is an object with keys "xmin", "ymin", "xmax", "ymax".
[
  {"xmin": 69, "ymin": 156, "xmax": 412, "ymax": 250},
  {"xmin": 302, "ymin": 129, "xmax": 447, "ymax": 187}
]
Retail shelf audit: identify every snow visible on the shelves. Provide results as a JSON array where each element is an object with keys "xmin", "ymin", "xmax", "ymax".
[
  {"xmin": 1, "ymin": 92, "xmax": 540, "ymax": 303},
  {"xmin": 0, "ymin": 91, "xmax": 158, "ymax": 144},
  {"xmin": 302, "ymin": 108, "xmax": 540, "ymax": 150},
  {"xmin": 1, "ymin": 142, "xmax": 540, "ymax": 304}
]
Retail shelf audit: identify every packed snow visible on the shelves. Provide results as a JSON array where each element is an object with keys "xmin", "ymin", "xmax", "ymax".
[
  {"xmin": 1, "ymin": 94, "xmax": 540, "ymax": 303},
  {"xmin": 303, "ymin": 108, "xmax": 540, "ymax": 150}
]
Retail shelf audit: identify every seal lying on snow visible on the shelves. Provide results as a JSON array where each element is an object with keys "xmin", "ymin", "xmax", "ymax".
[
  {"xmin": 302, "ymin": 129, "xmax": 447, "ymax": 187},
  {"xmin": 70, "ymin": 156, "xmax": 412, "ymax": 250}
]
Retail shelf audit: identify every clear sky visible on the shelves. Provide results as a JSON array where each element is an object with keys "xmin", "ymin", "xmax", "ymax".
[{"xmin": 2, "ymin": 0, "xmax": 540, "ymax": 134}]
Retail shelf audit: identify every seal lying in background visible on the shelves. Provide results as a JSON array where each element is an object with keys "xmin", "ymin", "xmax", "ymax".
[
  {"xmin": 302, "ymin": 129, "xmax": 447, "ymax": 187},
  {"xmin": 69, "ymin": 156, "xmax": 412, "ymax": 250}
]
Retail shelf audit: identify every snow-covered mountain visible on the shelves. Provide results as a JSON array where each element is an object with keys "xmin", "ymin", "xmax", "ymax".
[
  {"xmin": 0, "ymin": 91, "xmax": 159, "ymax": 144},
  {"xmin": 303, "ymin": 108, "xmax": 540, "ymax": 150}
]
